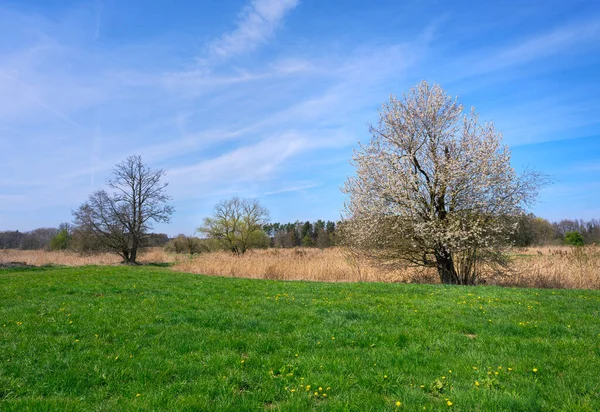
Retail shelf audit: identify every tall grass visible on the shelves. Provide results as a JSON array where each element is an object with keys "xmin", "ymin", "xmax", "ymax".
[
  {"xmin": 0, "ymin": 248, "xmax": 179, "ymax": 267},
  {"xmin": 505, "ymin": 246, "xmax": 600, "ymax": 289},
  {"xmin": 173, "ymin": 248, "xmax": 428, "ymax": 283},
  {"xmin": 2, "ymin": 246, "xmax": 599, "ymax": 289}
]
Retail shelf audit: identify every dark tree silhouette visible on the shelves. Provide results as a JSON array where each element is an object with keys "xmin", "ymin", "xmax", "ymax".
[{"xmin": 73, "ymin": 155, "xmax": 173, "ymax": 264}]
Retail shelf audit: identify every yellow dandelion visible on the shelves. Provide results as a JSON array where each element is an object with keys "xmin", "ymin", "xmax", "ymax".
[
  {"xmin": 472, "ymin": 366, "xmax": 477, "ymax": 370},
  {"xmin": 396, "ymin": 401, "xmax": 402, "ymax": 406},
  {"xmin": 447, "ymin": 400, "xmax": 453, "ymax": 406},
  {"xmin": 475, "ymin": 381, "xmax": 480, "ymax": 386},
  {"xmin": 136, "ymin": 394, "xmax": 141, "ymax": 397},
  {"xmin": 508, "ymin": 367, "xmax": 513, "ymax": 371},
  {"xmin": 533, "ymin": 368, "xmax": 538, "ymax": 372},
  {"xmin": 319, "ymin": 387, "xmax": 322, "ymax": 391},
  {"xmin": 322, "ymin": 393, "xmax": 327, "ymax": 397},
  {"xmin": 306, "ymin": 385, "xmax": 311, "ymax": 391},
  {"xmin": 291, "ymin": 389, "xmax": 296, "ymax": 393},
  {"xmin": 384, "ymin": 375, "xmax": 388, "ymax": 379},
  {"xmin": 494, "ymin": 371, "xmax": 499, "ymax": 375},
  {"xmin": 314, "ymin": 391, "xmax": 318, "ymax": 396}
]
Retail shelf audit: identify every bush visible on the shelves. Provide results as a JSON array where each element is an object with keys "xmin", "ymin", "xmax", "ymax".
[
  {"xmin": 164, "ymin": 235, "xmax": 206, "ymax": 255},
  {"xmin": 564, "ymin": 231, "xmax": 584, "ymax": 247},
  {"xmin": 49, "ymin": 229, "xmax": 70, "ymax": 251}
]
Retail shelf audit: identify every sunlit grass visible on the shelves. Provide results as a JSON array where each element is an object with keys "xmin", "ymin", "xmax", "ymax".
[{"xmin": 1, "ymin": 265, "xmax": 599, "ymax": 410}]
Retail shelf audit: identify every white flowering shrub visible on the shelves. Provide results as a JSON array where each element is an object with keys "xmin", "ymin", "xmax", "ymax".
[{"xmin": 342, "ymin": 81, "xmax": 547, "ymax": 284}]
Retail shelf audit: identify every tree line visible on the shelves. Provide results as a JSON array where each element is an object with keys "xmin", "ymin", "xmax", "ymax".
[
  {"xmin": 263, "ymin": 220, "xmax": 337, "ymax": 249},
  {"xmin": 0, "ymin": 225, "xmax": 170, "ymax": 251},
  {"xmin": 4, "ymin": 214, "xmax": 599, "ymax": 252},
  {"xmin": 511, "ymin": 214, "xmax": 600, "ymax": 247}
]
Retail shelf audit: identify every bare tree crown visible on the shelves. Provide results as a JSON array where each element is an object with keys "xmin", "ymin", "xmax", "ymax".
[{"xmin": 73, "ymin": 155, "xmax": 174, "ymax": 264}]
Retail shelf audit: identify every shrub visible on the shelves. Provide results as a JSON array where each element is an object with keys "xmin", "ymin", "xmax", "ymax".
[
  {"xmin": 49, "ymin": 229, "xmax": 70, "ymax": 251},
  {"xmin": 164, "ymin": 235, "xmax": 206, "ymax": 255},
  {"xmin": 564, "ymin": 231, "xmax": 584, "ymax": 247}
]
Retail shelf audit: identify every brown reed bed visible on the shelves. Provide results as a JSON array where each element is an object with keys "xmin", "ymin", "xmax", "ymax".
[
  {"xmin": 172, "ymin": 246, "xmax": 600, "ymax": 289},
  {"xmin": 172, "ymin": 247, "xmax": 429, "ymax": 283},
  {"xmin": 0, "ymin": 247, "xmax": 180, "ymax": 267},
  {"xmin": 2, "ymin": 246, "xmax": 599, "ymax": 290},
  {"xmin": 502, "ymin": 245, "xmax": 600, "ymax": 289}
]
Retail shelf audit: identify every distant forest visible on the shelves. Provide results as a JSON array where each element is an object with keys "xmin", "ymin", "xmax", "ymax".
[{"xmin": 1, "ymin": 215, "xmax": 599, "ymax": 251}]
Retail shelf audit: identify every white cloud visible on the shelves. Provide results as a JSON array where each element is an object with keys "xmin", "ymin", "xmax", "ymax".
[
  {"xmin": 167, "ymin": 132, "xmax": 307, "ymax": 198},
  {"xmin": 264, "ymin": 182, "xmax": 318, "ymax": 195},
  {"xmin": 467, "ymin": 18, "xmax": 600, "ymax": 76},
  {"xmin": 207, "ymin": 0, "xmax": 300, "ymax": 61}
]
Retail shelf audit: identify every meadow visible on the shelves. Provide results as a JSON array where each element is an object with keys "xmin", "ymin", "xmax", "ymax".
[{"xmin": 1, "ymin": 264, "xmax": 599, "ymax": 410}]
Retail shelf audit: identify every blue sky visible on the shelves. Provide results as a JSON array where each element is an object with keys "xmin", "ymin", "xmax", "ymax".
[{"xmin": 1, "ymin": 0, "xmax": 599, "ymax": 236}]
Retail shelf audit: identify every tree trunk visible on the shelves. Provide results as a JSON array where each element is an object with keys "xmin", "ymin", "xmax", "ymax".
[
  {"xmin": 129, "ymin": 246, "xmax": 138, "ymax": 264},
  {"xmin": 435, "ymin": 247, "xmax": 459, "ymax": 284},
  {"xmin": 121, "ymin": 250, "xmax": 132, "ymax": 264}
]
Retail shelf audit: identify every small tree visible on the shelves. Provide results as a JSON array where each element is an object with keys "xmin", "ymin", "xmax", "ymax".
[
  {"xmin": 198, "ymin": 197, "xmax": 269, "ymax": 255},
  {"xmin": 49, "ymin": 229, "xmax": 71, "ymax": 251},
  {"xmin": 301, "ymin": 235, "xmax": 314, "ymax": 247},
  {"xmin": 73, "ymin": 155, "xmax": 173, "ymax": 264},
  {"xmin": 342, "ymin": 81, "xmax": 547, "ymax": 285},
  {"xmin": 564, "ymin": 231, "xmax": 584, "ymax": 247}
]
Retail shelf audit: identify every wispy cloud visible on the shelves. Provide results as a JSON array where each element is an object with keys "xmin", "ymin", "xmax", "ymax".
[
  {"xmin": 207, "ymin": 0, "xmax": 299, "ymax": 61},
  {"xmin": 464, "ymin": 18, "xmax": 600, "ymax": 77},
  {"xmin": 0, "ymin": 70, "xmax": 85, "ymax": 128},
  {"xmin": 264, "ymin": 182, "xmax": 318, "ymax": 196},
  {"xmin": 164, "ymin": 0, "xmax": 303, "ymax": 94},
  {"xmin": 493, "ymin": 19, "xmax": 600, "ymax": 65}
]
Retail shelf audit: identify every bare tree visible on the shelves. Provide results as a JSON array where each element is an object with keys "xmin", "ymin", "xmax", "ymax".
[
  {"xmin": 342, "ymin": 81, "xmax": 548, "ymax": 285},
  {"xmin": 198, "ymin": 197, "xmax": 269, "ymax": 255},
  {"xmin": 73, "ymin": 155, "xmax": 174, "ymax": 264}
]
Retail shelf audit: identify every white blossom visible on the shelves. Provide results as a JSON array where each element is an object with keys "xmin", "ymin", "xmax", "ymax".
[{"xmin": 342, "ymin": 81, "xmax": 547, "ymax": 284}]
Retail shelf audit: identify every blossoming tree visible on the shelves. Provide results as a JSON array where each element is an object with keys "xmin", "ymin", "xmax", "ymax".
[{"xmin": 342, "ymin": 81, "xmax": 546, "ymax": 285}]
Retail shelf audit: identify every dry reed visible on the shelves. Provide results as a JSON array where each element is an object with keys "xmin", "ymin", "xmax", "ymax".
[
  {"xmin": 0, "ymin": 248, "xmax": 181, "ymax": 267},
  {"xmin": 2, "ymin": 246, "xmax": 599, "ymax": 290},
  {"xmin": 172, "ymin": 248, "xmax": 430, "ymax": 283},
  {"xmin": 501, "ymin": 246, "xmax": 600, "ymax": 290}
]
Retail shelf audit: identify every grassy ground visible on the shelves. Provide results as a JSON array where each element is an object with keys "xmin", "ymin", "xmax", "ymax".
[{"xmin": 1, "ymin": 266, "xmax": 599, "ymax": 411}]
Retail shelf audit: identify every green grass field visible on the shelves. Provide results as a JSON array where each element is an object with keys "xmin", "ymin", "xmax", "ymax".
[{"xmin": 1, "ymin": 266, "xmax": 599, "ymax": 411}]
